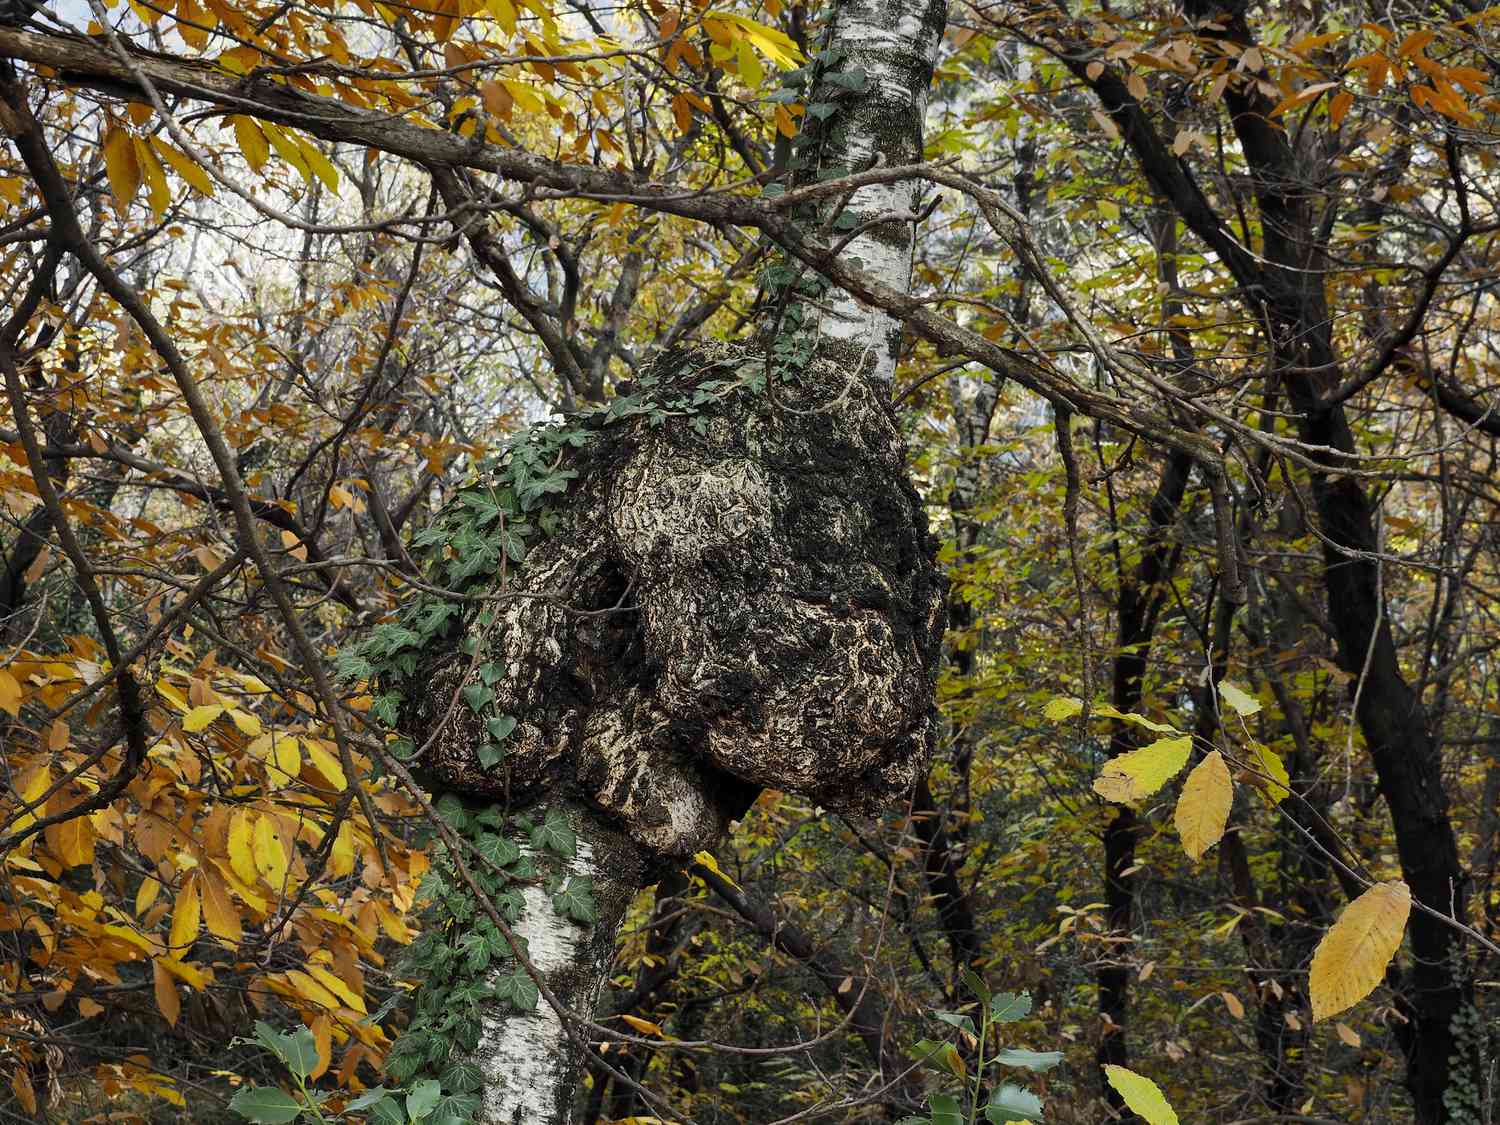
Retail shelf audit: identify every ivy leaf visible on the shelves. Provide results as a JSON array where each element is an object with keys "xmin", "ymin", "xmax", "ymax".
[
  {"xmin": 1309, "ymin": 880, "xmax": 1411, "ymax": 1021},
  {"xmin": 227, "ymin": 1087, "xmax": 304, "ymax": 1124},
  {"xmin": 439, "ymin": 1059, "xmax": 485, "ymax": 1095},
  {"xmin": 503, "ymin": 967, "xmax": 539, "ymax": 1012},
  {"xmin": 1102, "ymin": 1065, "xmax": 1180, "ymax": 1125},
  {"xmin": 531, "ymin": 808, "xmax": 576, "ymax": 858},
  {"xmin": 1174, "ymin": 750, "xmax": 1233, "ymax": 861},
  {"xmin": 552, "ymin": 876, "xmax": 598, "ymax": 924},
  {"xmin": 461, "ymin": 683, "xmax": 494, "ymax": 713},
  {"xmin": 367, "ymin": 1096, "xmax": 407, "ymax": 1125},
  {"xmin": 406, "ymin": 1078, "xmax": 443, "ymax": 1121}
]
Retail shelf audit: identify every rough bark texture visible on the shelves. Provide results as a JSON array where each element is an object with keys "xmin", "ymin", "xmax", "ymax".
[
  {"xmin": 409, "ymin": 343, "xmax": 945, "ymax": 855},
  {"xmin": 401, "ymin": 343, "xmax": 945, "ymax": 1122}
]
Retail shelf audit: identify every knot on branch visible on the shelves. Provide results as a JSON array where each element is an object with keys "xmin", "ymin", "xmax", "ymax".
[{"xmin": 401, "ymin": 343, "xmax": 945, "ymax": 861}]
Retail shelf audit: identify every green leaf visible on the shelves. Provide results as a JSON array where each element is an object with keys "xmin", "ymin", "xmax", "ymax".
[
  {"xmin": 439, "ymin": 1059, "xmax": 485, "ymax": 1095},
  {"xmin": 461, "ymin": 683, "xmax": 494, "ymax": 713},
  {"xmin": 1102, "ymin": 1065, "xmax": 1180, "ymax": 1125},
  {"xmin": 227, "ymin": 1086, "xmax": 305, "ymax": 1124},
  {"xmin": 504, "ymin": 967, "xmax": 539, "ymax": 1012},
  {"xmin": 368, "ymin": 1095, "xmax": 407, "ymax": 1125},
  {"xmin": 552, "ymin": 876, "xmax": 598, "ymax": 924},
  {"xmin": 531, "ymin": 808, "xmax": 576, "ymax": 858},
  {"xmin": 486, "ymin": 714, "xmax": 517, "ymax": 742},
  {"xmin": 251, "ymin": 1022, "xmax": 318, "ymax": 1081},
  {"xmin": 342, "ymin": 1087, "xmax": 392, "ymax": 1112},
  {"xmin": 406, "ymin": 1079, "xmax": 442, "ymax": 1121},
  {"xmin": 928, "ymin": 1093, "xmax": 964, "ymax": 1125},
  {"xmin": 911, "ymin": 1038, "xmax": 965, "ymax": 1080},
  {"xmin": 989, "ymin": 991, "xmax": 1032, "ymax": 1023},
  {"xmin": 986, "ymin": 1084, "xmax": 1045, "ymax": 1122},
  {"xmin": 992, "ymin": 1048, "xmax": 1063, "ymax": 1072},
  {"xmin": 961, "ymin": 968, "xmax": 990, "ymax": 1003}
]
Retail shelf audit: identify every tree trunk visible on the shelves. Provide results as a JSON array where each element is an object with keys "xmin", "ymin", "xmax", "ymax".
[{"xmin": 387, "ymin": 2, "xmax": 951, "ymax": 1120}]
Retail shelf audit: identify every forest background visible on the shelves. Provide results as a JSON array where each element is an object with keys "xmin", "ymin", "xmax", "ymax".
[{"xmin": 0, "ymin": 0, "xmax": 1497, "ymax": 1121}]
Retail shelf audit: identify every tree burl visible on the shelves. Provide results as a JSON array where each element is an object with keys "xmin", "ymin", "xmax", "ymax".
[{"xmin": 403, "ymin": 341, "xmax": 946, "ymax": 860}]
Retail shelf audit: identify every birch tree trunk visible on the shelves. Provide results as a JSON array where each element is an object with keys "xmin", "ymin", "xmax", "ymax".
[{"xmin": 397, "ymin": 2, "xmax": 951, "ymax": 1121}]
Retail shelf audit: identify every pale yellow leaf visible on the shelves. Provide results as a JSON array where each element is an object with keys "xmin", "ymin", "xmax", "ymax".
[
  {"xmin": 1043, "ymin": 696, "xmax": 1083, "ymax": 721},
  {"xmin": 1102, "ymin": 1065, "xmax": 1179, "ymax": 1125},
  {"xmin": 1175, "ymin": 750, "xmax": 1232, "ymax": 861},
  {"xmin": 1219, "ymin": 680, "xmax": 1262, "ymax": 716},
  {"xmin": 1336, "ymin": 1021, "xmax": 1361, "ymax": 1047},
  {"xmin": 1309, "ymin": 880, "xmax": 1410, "ymax": 1021},
  {"xmin": 151, "ymin": 137, "xmax": 216, "ymax": 197},
  {"xmin": 1094, "ymin": 736, "xmax": 1193, "ymax": 804},
  {"xmin": 1221, "ymin": 990, "xmax": 1245, "ymax": 1019},
  {"xmin": 1249, "ymin": 741, "xmax": 1291, "ymax": 802},
  {"xmin": 253, "ymin": 815, "xmax": 289, "ymax": 888}
]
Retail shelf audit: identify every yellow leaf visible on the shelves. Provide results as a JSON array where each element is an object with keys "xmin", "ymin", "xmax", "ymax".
[
  {"xmin": 1094, "ymin": 736, "xmax": 1192, "ymax": 804},
  {"xmin": 150, "ymin": 137, "xmax": 216, "ymax": 197},
  {"xmin": 156, "ymin": 956, "xmax": 211, "ymax": 989},
  {"xmin": 182, "ymin": 704, "xmax": 224, "ymax": 732},
  {"xmin": 11, "ymin": 764, "xmax": 51, "ymax": 832},
  {"xmin": 260, "ymin": 122, "xmax": 318, "ymax": 190},
  {"xmin": 1221, "ymin": 990, "xmax": 1245, "ymax": 1019},
  {"xmin": 692, "ymin": 850, "xmax": 738, "ymax": 890},
  {"xmin": 168, "ymin": 873, "xmax": 200, "ymax": 953},
  {"xmin": 132, "ymin": 134, "xmax": 170, "ymax": 219},
  {"xmin": 153, "ymin": 959, "xmax": 181, "ymax": 1026},
  {"xmin": 303, "ymin": 740, "xmax": 347, "ymax": 791},
  {"xmin": 200, "ymin": 870, "xmax": 243, "ymax": 945},
  {"xmin": 227, "ymin": 811, "xmax": 259, "ymax": 886},
  {"xmin": 252, "ymin": 733, "xmax": 301, "ymax": 779},
  {"xmin": 103, "ymin": 125, "xmax": 142, "ymax": 213},
  {"xmin": 310, "ymin": 1014, "xmax": 332, "ymax": 1079},
  {"xmin": 307, "ymin": 964, "xmax": 365, "ymax": 1012},
  {"xmin": 484, "ymin": 0, "xmax": 516, "ymax": 35},
  {"xmin": 44, "ymin": 813, "xmax": 95, "ymax": 868},
  {"xmin": 1219, "ymin": 680, "xmax": 1262, "ymax": 717},
  {"xmin": 735, "ymin": 37, "xmax": 764, "ymax": 88},
  {"xmin": 1248, "ymin": 741, "xmax": 1291, "ymax": 802},
  {"xmin": 292, "ymin": 134, "xmax": 340, "ymax": 194},
  {"xmin": 135, "ymin": 875, "xmax": 162, "ymax": 916},
  {"xmin": 1309, "ymin": 880, "xmax": 1410, "ymax": 1022},
  {"xmin": 253, "ymin": 816, "xmax": 289, "ymax": 888},
  {"xmin": 229, "ymin": 708, "xmax": 263, "ymax": 736},
  {"xmin": 1043, "ymin": 696, "xmax": 1083, "ymax": 721},
  {"xmin": 284, "ymin": 968, "xmax": 342, "ymax": 1011},
  {"xmin": 709, "ymin": 12, "xmax": 804, "ymax": 67},
  {"xmin": 620, "ymin": 1014, "xmax": 664, "ymax": 1036},
  {"xmin": 231, "ymin": 115, "xmax": 271, "ymax": 172},
  {"xmin": 0, "ymin": 669, "xmax": 20, "ymax": 716},
  {"xmin": 1175, "ymin": 750, "xmax": 1232, "ymax": 861},
  {"xmin": 330, "ymin": 821, "xmax": 355, "ymax": 878},
  {"xmin": 1102, "ymin": 1065, "xmax": 1180, "ymax": 1125},
  {"xmin": 1097, "ymin": 198, "xmax": 1121, "ymax": 221}
]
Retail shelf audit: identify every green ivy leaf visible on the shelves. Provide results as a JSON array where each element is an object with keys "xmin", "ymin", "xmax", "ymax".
[
  {"xmin": 406, "ymin": 1078, "xmax": 443, "ymax": 1121},
  {"xmin": 531, "ymin": 808, "xmax": 576, "ymax": 858},
  {"xmin": 552, "ymin": 876, "xmax": 598, "ymax": 924},
  {"xmin": 439, "ymin": 1059, "xmax": 485, "ymax": 1095}
]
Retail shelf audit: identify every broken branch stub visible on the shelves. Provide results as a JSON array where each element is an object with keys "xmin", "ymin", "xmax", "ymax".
[{"xmin": 402, "ymin": 342, "xmax": 946, "ymax": 861}]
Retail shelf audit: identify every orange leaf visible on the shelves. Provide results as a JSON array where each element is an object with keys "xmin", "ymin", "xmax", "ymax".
[{"xmin": 153, "ymin": 959, "xmax": 181, "ymax": 1026}]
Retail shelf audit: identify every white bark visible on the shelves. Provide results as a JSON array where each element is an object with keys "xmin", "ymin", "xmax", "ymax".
[
  {"xmin": 472, "ymin": 806, "xmax": 646, "ymax": 1125},
  {"xmin": 794, "ymin": 0, "xmax": 949, "ymax": 389}
]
